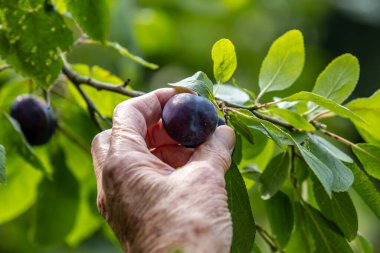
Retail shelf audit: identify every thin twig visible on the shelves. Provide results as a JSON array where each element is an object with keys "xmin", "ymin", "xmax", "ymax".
[
  {"xmin": 319, "ymin": 128, "xmax": 355, "ymax": 147},
  {"xmin": 256, "ymin": 224, "xmax": 284, "ymax": 253},
  {"xmin": 308, "ymin": 110, "xmax": 330, "ymax": 122},
  {"xmin": 62, "ymin": 64, "xmax": 145, "ymax": 98}
]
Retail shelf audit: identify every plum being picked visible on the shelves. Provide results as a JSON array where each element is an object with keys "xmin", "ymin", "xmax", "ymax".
[
  {"xmin": 10, "ymin": 94, "xmax": 57, "ymax": 146},
  {"xmin": 162, "ymin": 93, "xmax": 218, "ymax": 147}
]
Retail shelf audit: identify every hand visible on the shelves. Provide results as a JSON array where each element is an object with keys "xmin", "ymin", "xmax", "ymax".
[{"xmin": 91, "ymin": 88, "xmax": 235, "ymax": 253}]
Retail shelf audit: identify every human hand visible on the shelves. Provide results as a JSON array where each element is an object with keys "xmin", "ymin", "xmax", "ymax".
[{"xmin": 91, "ymin": 88, "xmax": 235, "ymax": 253}]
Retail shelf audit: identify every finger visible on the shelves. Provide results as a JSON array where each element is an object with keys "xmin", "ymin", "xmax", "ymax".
[
  {"xmin": 91, "ymin": 129, "xmax": 112, "ymax": 185},
  {"xmin": 152, "ymin": 145, "xmax": 194, "ymax": 168},
  {"xmin": 186, "ymin": 126, "xmax": 235, "ymax": 175},
  {"xmin": 146, "ymin": 120, "xmax": 177, "ymax": 149},
  {"xmin": 110, "ymin": 88, "xmax": 178, "ymax": 155}
]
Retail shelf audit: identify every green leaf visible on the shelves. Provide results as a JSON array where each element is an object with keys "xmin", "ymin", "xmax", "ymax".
[
  {"xmin": 352, "ymin": 234, "xmax": 373, "ymax": 253},
  {"xmin": 232, "ymin": 133, "xmax": 243, "ymax": 164},
  {"xmin": 0, "ymin": 113, "xmax": 46, "ymax": 173},
  {"xmin": 214, "ymin": 84, "xmax": 250, "ymax": 105},
  {"xmin": 31, "ymin": 146, "xmax": 79, "ymax": 246},
  {"xmin": 258, "ymin": 30, "xmax": 304, "ymax": 96},
  {"xmin": 260, "ymin": 151, "xmax": 291, "ymax": 199},
  {"xmin": 0, "ymin": 145, "xmax": 5, "ymax": 184},
  {"xmin": 270, "ymin": 108, "xmax": 316, "ymax": 131},
  {"xmin": 66, "ymin": 0, "xmax": 110, "ymax": 42},
  {"xmin": 312, "ymin": 135, "xmax": 353, "ymax": 163},
  {"xmin": 304, "ymin": 204, "xmax": 354, "ymax": 253},
  {"xmin": 0, "ymin": 156, "xmax": 42, "ymax": 224},
  {"xmin": 265, "ymin": 191, "xmax": 294, "ymax": 247},
  {"xmin": 352, "ymin": 143, "xmax": 380, "ymax": 180},
  {"xmin": 346, "ymin": 90, "xmax": 380, "ymax": 145},
  {"xmin": 168, "ymin": 71, "xmax": 214, "ymax": 99},
  {"xmin": 212, "ymin": 38, "xmax": 237, "ymax": 83},
  {"xmin": 346, "ymin": 163, "xmax": 380, "ymax": 220},
  {"xmin": 0, "ymin": 1, "xmax": 73, "ymax": 88},
  {"xmin": 298, "ymin": 145, "xmax": 334, "ymax": 197},
  {"xmin": 229, "ymin": 113, "xmax": 255, "ymax": 144},
  {"xmin": 225, "ymin": 160, "xmax": 255, "ymax": 253},
  {"xmin": 313, "ymin": 182, "xmax": 358, "ymax": 241},
  {"xmin": 104, "ymin": 41, "xmax": 158, "ymax": 69},
  {"xmin": 306, "ymin": 136, "xmax": 354, "ymax": 192},
  {"xmin": 281, "ymin": 91, "xmax": 363, "ymax": 123},
  {"xmin": 312, "ymin": 54, "xmax": 360, "ymax": 104},
  {"xmin": 286, "ymin": 203, "xmax": 315, "ymax": 253}
]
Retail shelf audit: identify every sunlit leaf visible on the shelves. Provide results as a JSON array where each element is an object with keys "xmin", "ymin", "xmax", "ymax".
[
  {"xmin": 212, "ymin": 38, "xmax": 237, "ymax": 83},
  {"xmin": 214, "ymin": 84, "xmax": 250, "ymax": 105},
  {"xmin": 226, "ymin": 160, "xmax": 255, "ymax": 253},
  {"xmin": 270, "ymin": 107, "xmax": 315, "ymax": 131},
  {"xmin": 0, "ymin": 0, "xmax": 73, "ymax": 87},
  {"xmin": 281, "ymin": 91, "xmax": 363, "ymax": 123},
  {"xmin": 352, "ymin": 234, "xmax": 373, "ymax": 253},
  {"xmin": 346, "ymin": 90, "xmax": 380, "ymax": 145},
  {"xmin": 258, "ymin": 30, "xmax": 304, "ymax": 96},
  {"xmin": 352, "ymin": 143, "xmax": 380, "ymax": 180},
  {"xmin": 168, "ymin": 71, "xmax": 214, "ymax": 99},
  {"xmin": 265, "ymin": 191, "xmax": 294, "ymax": 247},
  {"xmin": 313, "ymin": 182, "xmax": 358, "ymax": 241},
  {"xmin": 313, "ymin": 54, "xmax": 359, "ymax": 104}
]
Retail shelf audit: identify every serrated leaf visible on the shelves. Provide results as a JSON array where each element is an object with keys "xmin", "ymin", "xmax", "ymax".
[
  {"xmin": 313, "ymin": 54, "xmax": 360, "ymax": 104},
  {"xmin": 304, "ymin": 204, "xmax": 354, "ymax": 253},
  {"xmin": 168, "ymin": 71, "xmax": 214, "ymax": 99},
  {"xmin": 352, "ymin": 143, "xmax": 380, "ymax": 180},
  {"xmin": 258, "ymin": 30, "xmax": 304, "ymax": 96},
  {"xmin": 212, "ymin": 38, "xmax": 237, "ymax": 83},
  {"xmin": 265, "ymin": 191, "xmax": 294, "ymax": 247},
  {"xmin": 346, "ymin": 90, "xmax": 380, "ymax": 145},
  {"xmin": 225, "ymin": 160, "xmax": 255, "ymax": 253},
  {"xmin": 270, "ymin": 108, "xmax": 315, "ymax": 131},
  {"xmin": 313, "ymin": 182, "xmax": 358, "ymax": 241},
  {"xmin": 346, "ymin": 163, "xmax": 380, "ymax": 220},
  {"xmin": 0, "ymin": 113, "xmax": 46, "ymax": 173},
  {"xmin": 31, "ymin": 146, "xmax": 79, "ymax": 246},
  {"xmin": 306, "ymin": 136, "xmax": 354, "ymax": 192},
  {"xmin": 260, "ymin": 151, "xmax": 291, "ymax": 199},
  {"xmin": 313, "ymin": 135, "xmax": 353, "ymax": 163},
  {"xmin": 281, "ymin": 91, "xmax": 363, "ymax": 123},
  {"xmin": 0, "ymin": 145, "xmax": 5, "ymax": 184},
  {"xmin": 0, "ymin": 1, "xmax": 73, "ymax": 87},
  {"xmin": 66, "ymin": 0, "xmax": 109, "ymax": 42},
  {"xmin": 214, "ymin": 84, "xmax": 250, "ymax": 105},
  {"xmin": 229, "ymin": 113, "xmax": 255, "ymax": 144}
]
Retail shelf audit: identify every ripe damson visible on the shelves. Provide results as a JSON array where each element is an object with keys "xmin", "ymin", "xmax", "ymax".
[
  {"xmin": 217, "ymin": 117, "xmax": 226, "ymax": 126},
  {"xmin": 10, "ymin": 94, "xmax": 57, "ymax": 146},
  {"xmin": 162, "ymin": 93, "xmax": 218, "ymax": 147}
]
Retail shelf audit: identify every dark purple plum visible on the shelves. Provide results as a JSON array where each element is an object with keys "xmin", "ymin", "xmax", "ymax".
[
  {"xmin": 217, "ymin": 117, "xmax": 226, "ymax": 126},
  {"xmin": 162, "ymin": 93, "xmax": 218, "ymax": 147},
  {"xmin": 10, "ymin": 94, "xmax": 57, "ymax": 146}
]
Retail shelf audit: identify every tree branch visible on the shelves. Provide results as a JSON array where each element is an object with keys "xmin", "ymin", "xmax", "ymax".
[{"xmin": 62, "ymin": 64, "xmax": 145, "ymax": 98}]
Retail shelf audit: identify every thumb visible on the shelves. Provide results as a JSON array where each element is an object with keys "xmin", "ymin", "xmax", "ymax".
[{"xmin": 187, "ymin": 125, "xmax": 236, "ymax": 174}]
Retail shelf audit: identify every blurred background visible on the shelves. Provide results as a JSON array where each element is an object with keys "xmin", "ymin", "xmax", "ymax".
[{"xmin": 1, "ymin": 0, "xmax": 380, "ymax": 252}]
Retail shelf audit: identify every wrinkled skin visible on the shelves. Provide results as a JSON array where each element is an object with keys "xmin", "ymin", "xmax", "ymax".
[{"xmin": 91, "ymin": 88, "xmax": 235, "ymax": 253}]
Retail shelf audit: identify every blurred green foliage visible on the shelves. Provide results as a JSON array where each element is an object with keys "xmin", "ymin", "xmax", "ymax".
[{"xmin": 1, "ymin": 0, "xmax": 380, "ymax": 252}]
